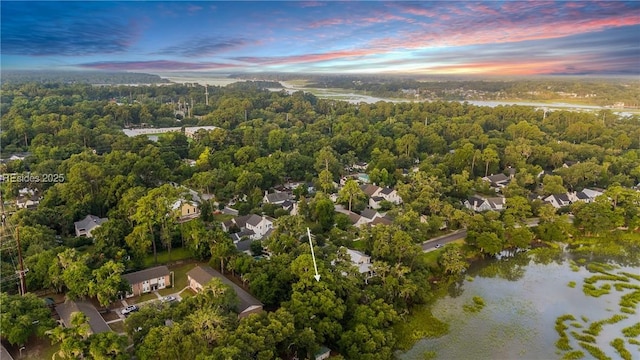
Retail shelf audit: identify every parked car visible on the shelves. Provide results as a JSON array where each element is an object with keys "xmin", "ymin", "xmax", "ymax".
[
  {"xmin": 121, "ymin": 305, "xmax": 139, "ymax": 316},
  {"xmin": 161, "ymin": 296, "xmax": 176, "ymax": 303},
  {"xmin": 435, "ymin": 244, "xmax": 443, "ymax": 249}
]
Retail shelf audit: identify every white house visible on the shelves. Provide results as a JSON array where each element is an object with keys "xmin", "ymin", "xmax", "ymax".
[
  {"xmin": 346, "ymin": 249, "xmax": 373, "ymax": 275},
  {"xmin": 224, "ymin": 214, "xmax": 274, "ymax": 241},
  {"xmin": 74, "ymin": 215, "xmax": 108, "ymax": 237},
  {"xmin": 360, "ymin": 184, "xmax": 402, "ymax": 208},
  {"xmin": 543, "ymin": 193, "xmax": 573, "ymax": 209},
  {"xmin": 464, "ymin": 196, "xmax": 505, "ymax": 212}
]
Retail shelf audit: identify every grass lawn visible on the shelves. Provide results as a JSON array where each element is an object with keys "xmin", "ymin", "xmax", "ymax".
[
  {"xmin": 179, "ymin": 288, "xmax": 196, "ymax": 299},
  {"xmin": 109, "ymin": 321, "xmax": 126, "ymax": 334},
  {"xmin": 13, "ymin": 335, "xmax": 59, "ymax": 360},
  {"xmin": 127, "ymin": 292, "xmax": 158, "ymax": 305},
  {"xmin": 213, "ymin": 213, "xmax": 234, "ymax": 223},
  {"xmin": 166, "ymin": 262, "xmax": 203, "ymax": 292},
  {"xmin": 351, "ymin": 239, "xmax": 367, "ymax": 251},
  {"xmin": 419, "ymin": 249, "xmax": 443, "ymax": 269},
  {"xmin": 143, "ymin": 247, "xmax": 193, "ymax": 267}
]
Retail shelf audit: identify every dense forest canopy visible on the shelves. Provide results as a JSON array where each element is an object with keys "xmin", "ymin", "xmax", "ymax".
[
  {"xmin": 1, "ymin": 70, "xmax": 169, "ymax": 85},
  {"xmin": 1, "ymin": 79, "xmax": 639, "ymax": 359}
]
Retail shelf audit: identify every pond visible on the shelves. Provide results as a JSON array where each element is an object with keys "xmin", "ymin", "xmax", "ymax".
[{"xmin": 398, "ymin": 251, "xmax": 640, "ymax": 359}]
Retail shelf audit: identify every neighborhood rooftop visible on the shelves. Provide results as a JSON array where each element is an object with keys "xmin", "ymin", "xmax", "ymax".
[{"xmin": 122, "ymin": 266, "xmax": 170, "ymax": 285}]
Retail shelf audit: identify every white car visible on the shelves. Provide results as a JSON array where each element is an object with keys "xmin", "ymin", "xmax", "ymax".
[
  {"xmin": 121, "ymin": 305, "xmax": 139, "ymax": 316},
  {"xmin": 435, "ymin": 244, "xmax": 443, "ymax": 249},
  {"xmin": 161, "ymin": 295, "xmax": 176, "ymax": 303}
]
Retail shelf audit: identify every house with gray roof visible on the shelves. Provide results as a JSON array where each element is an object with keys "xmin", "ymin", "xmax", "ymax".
[
  {"xmin": 187, "ymin": 265, "xmax": 263, "ymax": 318},
  {"xmin": 263, "ymin": 191, "xmax": 292, "ymax": 205},
  {"xmin": 122, "ymin": 266, "xmax": 170, "ymax": 297},
  {"xmin": 74, "ymin": 215, "xmax": 108, "ymax": 237},
  {"xmin": 55, "ymin": 300, "xmax": 111, "ymax": 334}
]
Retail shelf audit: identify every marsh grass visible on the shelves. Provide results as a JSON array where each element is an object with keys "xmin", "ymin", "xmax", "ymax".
[
  {"xmin": 568, "ymin": 281, "xmax": 576, "ymax": 288},
  {"xmin": 561, "ymin": 350, "xmax": 585, "ymax": 360},
  {"xmin": 610, "ymin": 338, "xmax": 632, "ymax": 360},
  {"xmin": 393, "ymin": 306, "xmax": 450, "ymax": 350},
  {"xmin": 621, "ymin": 322, "xmax": 640, "ymax": 338},
  {"xmin": 462, "ymin": 296, "xmax": 485, "ymax": 313},
  {"xmin": 578, "ymin": 342, "xmax": 610, "ymax": 360}
]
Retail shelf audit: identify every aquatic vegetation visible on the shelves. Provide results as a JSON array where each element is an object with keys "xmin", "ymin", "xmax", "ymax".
[
  {"xmin": 568, "ymin": 281, "xmax": 576, "ymax": 288},
  {"xmin": 422, "ymin": 350, "xmax": 437, "ymax": 360},
  {"xmin": 620, "ymin": 307, "xmax": 635, "ymax": 314},
  {"xmin": 570, "ymin": 331, "xmax": 595, "ymax": 343},
  {"xmin": 561, "ymin": 350, "xmax": 585, "ymax": 360},
  {"xmin": 619, "ymin": 289, "xmax": 640, "ymax": 310},
  {"xmin": 584, "ymin": 315, "xmax": 627, "ymax": 336},
  {"xmin": 581, "ymin": 316, "xmax": 589, "ymax": 323},
  {"xmin": 462, "ymin": 296, "xmax": 485, "ymax": 313},
  {"xmin": 629, "ymin": 338, "xmax": 640, "ymax": 346},
  {"xmin": 393, "ymin": 305, "xmax": 449, "ymax": 350},
  {"xmin": 570, "ymin": 322, "xmax": 583, "ymax": 328},
  {"xmin": 582, "ymin": 283, "xmax": 610, "ymax": 297},
  {"xmin": 610, "ymin": 338, "xmax": 632, "ymax": 360},
  {"xmin": 620, "ymin": 272, "xmax": 640, "ymax": 282},
  {"xmin": 578, "ymin": 342, "xmax": 610, "ymax": 360},
  {"xmin": 555, "ymin": 314, "xmax": 576, "ymax": 351},
  {"xmin": 621, "ymin": 322, "xmax": 640, "ymax": 338}
]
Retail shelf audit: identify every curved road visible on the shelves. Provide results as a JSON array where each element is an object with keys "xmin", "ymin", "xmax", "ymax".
[{"xmin": 421, "ymin": 215, "xmax": 573, "ymax": 252}]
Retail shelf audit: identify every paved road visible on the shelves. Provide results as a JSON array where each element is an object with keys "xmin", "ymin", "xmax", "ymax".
[
  {"xmin": 421, "ymin": 215, "xmax": 573, "ymax": 252},
  {"xmin": 422, "ymin": 229, "xmax": 467, "ymax": 251}
]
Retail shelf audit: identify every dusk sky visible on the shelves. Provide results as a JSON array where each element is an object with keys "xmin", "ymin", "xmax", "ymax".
[{"xmin": 2, "ymin": 1, "xmax": 639, "ymax": 76}]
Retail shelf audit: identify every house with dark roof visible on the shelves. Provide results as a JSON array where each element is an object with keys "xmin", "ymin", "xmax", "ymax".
[
  {"xmin": 360, "ymin": 208, "xmax": 381, "ymax": 222},
  {"xmin": 360, "ymin": 184, "xmax": 402, "ymax": 208},
  {"xmin": 122, "ymin": 266, "xmax": 171, "ymax": 297},
  {"xmin": 187, "ymin": 265, "xmax": 263, "ymax": 318},
  {"xmin": 74, "ymin": 215, "xmax": 108, "ymax": 237},
  {"xmin": 464, "ymin": 196, "xmax": 506, "ymax": 212},
  {"xmin": 55, "ymin": 300, "xmax": 111, "ymax": 334},
  {"xmin": 223, "ymin": 214, "xmax": 274, "ymax": 241},
  {"xmin": 543, "ymin": 193, "xmax": 573, "ymax": 209},
  {"xmin": 263, "ymin": 191, "xmax": 292, "ymax": 205},
  {"xmin": 482, "ymin": 173, "xmax": 511, "ymax": 189}
]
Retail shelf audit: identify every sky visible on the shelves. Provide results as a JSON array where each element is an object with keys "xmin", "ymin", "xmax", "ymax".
[{"xmin": 1, "ymin": 1, "xmax": 639, "ymax": 76}]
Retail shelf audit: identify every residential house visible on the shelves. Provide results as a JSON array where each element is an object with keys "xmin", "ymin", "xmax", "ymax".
[
  {"xmin": 577, "ymin": 188, "xmax": 604, "ymax": 203},
  {"xmin": 122, "ymin": 266, "xmax": 171, "ymax": 297},
  {"xmin": 360, "ymin": 184, "xmax": 382, "ymax": 198},
  {"xmin": 187, "ymin": 265, "xmax": 263, "ymax": 318},
  {"xmin": 74, "ymin": 215, "xmax": 108, "ymax": 237},
  {"xmin": 263, "ymin": 191, "xmax": 292, "ymax": 205},
  {"xmin": 482, "ymin": 173, "xmax": 511, "ymax": 189},
  {"xmin": 55, "ymin": 300, "xmax": 111, "ymax": 334},
  {"xmin": 360, "ymin": 208, "xmax": 381, "ymax": 223},
  {"xmin": 345, "ymin": 249, "xmax": 374, "ymax": 277},
  {"xmin": 314, "ymin": 346, "xmax": 331, "ymax": 360},
  {"xmin": 360, "ymin": 184, "xmax": 402, "ymax": 207},
  {"xmin": 223, "ymin": 214, "xmax": 274, "ymax": 241},
  {"xmin": 16, "ymin": 194, "xmax": 40, "ymax": 209},
  {"xmin": 172, "ymin": 199, "xmax": 200, "ymax": 222},
  {"xmin": 378, "ymin": 187, "xmax": 402, "ymax": 204},
  {"xmin": 464, "ymin": 196, "xmax": 506, "ymax": 212},
  {"xmin": 369, "ymin": 196, "xmax": 385, "ymax": 209},
  {"xmin": 543, "ymin": 193, "xmax": 573, "ymax": 209}
]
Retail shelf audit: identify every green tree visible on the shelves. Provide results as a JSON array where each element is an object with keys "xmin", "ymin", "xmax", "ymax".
[
  {"xmin": 438, "ymin": 245, "xmax": 468, "ymax": 275},
  {"xmin": 88, "ymin": 261, "xmax": 130, "ymax": 307},
  {"xmin": 0, "ymin": 292, "xmax": 56, "ymax": 346},
  {"xmin": 337, "ymin": 179, "xmax": 366, "ymax": 211}
]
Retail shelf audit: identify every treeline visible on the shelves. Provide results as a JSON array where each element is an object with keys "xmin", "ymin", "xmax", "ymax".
[
  {"xmin": 1, "ymin": 70, "xmax": 169, "ymax": 85},
  {"xmin": 1, "ymin": 81, "xmax": 640, "ymax": 358}
]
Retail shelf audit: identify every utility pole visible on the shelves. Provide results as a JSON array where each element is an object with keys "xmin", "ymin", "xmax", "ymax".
[{"xmin": 16, "ymin": 227, "xmax": 27, "ymax": 295}]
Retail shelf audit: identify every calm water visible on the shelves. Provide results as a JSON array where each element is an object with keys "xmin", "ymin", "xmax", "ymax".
[{"xmin": 398, "ymin": 253, "xmax": 640, "ymax": 360}]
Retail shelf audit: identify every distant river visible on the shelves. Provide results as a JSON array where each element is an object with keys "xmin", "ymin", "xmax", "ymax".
[{"xmin": 398, "ymin": 252, "xmax": 640, "ymax": 360}]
